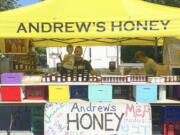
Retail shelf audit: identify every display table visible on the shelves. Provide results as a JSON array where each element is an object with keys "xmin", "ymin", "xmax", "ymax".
[{"xmin": 0, "ymin": 82, "xmax": 180, "ymax": 105}]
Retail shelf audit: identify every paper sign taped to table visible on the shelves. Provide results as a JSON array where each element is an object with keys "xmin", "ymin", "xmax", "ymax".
[{"xmin": 44, "ymin": 102, "xmax": 152, "ymax": 135}]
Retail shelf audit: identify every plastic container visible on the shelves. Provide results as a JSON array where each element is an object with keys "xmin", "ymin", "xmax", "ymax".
[
  {"xmin": 135, "ymin": 85, "xmax": 157, "ymax": 102},
  {"xmin": 70, "ymin": 85, "xmax": 88, "ymax": 98},
  {"xmin": 112, "ymin": 85, "xmax": 131, "ymax": 99},
  {"xmin": 88, "ymin": 85, "xmax": 112, "ymax": 102},
  {"xmin": 164, "ymin": 106, "xmax": 180, "ymax": 121},
  {"xmin": 1, "ymin": 86, "xmax": 21, "ymax": 101},
  {"xmin": 48, "ymin": 85, "xmax": 70, "ymax": 102},
  {"xmin": 25, "ymin": 86, "xmax": 47, "ymax": 100},
  {"xmin": 163, "ymin": 121, "xmax": 180, "ymax": 135},
  {"xmin": 1, "ymin": 73, "xmax": 23, "ymax": 84}
]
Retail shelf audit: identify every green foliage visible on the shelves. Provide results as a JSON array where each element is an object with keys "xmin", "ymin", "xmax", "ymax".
[
  {"xmin": 0, "ymin": 0, "xmax": 20, "ymax": 11},
  {"xmin": 35, "ymin": 47, "xmax": 46, "ymax": 55},
  {"xmin": 144, "ymin": 0, "xmax": 180, "ymax": 7}
]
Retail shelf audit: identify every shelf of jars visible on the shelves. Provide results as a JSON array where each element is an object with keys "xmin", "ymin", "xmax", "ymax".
[{"xmin": 10, "ymin": 54, "xmax": 37, "ymax": 72}]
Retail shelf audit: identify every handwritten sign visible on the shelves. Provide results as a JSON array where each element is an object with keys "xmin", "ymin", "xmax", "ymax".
[{"xmin": 44, "ymin": 102, "xmax": 152, "ymax": 135}]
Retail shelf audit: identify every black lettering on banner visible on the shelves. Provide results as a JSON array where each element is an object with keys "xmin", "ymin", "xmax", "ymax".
[
  {"xmin": 137, "ymin": 21, "xmax": 148, "ymax": 31},
  {"xmin": 150, "ymin": 20, "xmax": 159, "ymax": 31},
  {"xmin": 124, "ymin": 21, "xmax": 135, "ymax": 31},
  {"xmin": 96, "ymin": 22, "xmax": 106, "ymax": 32},
  {"xmin": 65, "ymin": 22, "xmax": 75, "ymax": 32},
  {"xmin": 93, "ymin": 113, "xmax": 103, "ymax": 130},
  {"xmin": 111, "ymin": 21, "xmax": 122, "ymax": 31},
  {"xmin": 161, "ymin": 20, "xmax": 170, "ymax": 30},
  {"xmin": 17, "ymin": 23, "xmax": 27, "ymax": 33},
  {"xmin": 54, "ymin": 22, "xmax": 63, "ymax": 32},
  {"xmin": 76, "ymin": 22, "xmax": 91, "ymax": 32},
  {"xmin": 67, "ymin": 113, "xmax": 79, "ymax": 130},
  {"xmin": 105, "ymin": 113, "xmax": 114, "ymax": 131},
  {"xmin": 114, "ymin": 113, "xmax": 124, "ymax": 131},
  {"xmin": 42, "ymin": 22, "xmax": 52, "ymax": 32},
  {"xmin": 80, "ymin": 113, "xmax": 92, "ymax": 129},
  {"xmin": 29, "ymin": 23, "xmax": 39, "ymax": 33}
]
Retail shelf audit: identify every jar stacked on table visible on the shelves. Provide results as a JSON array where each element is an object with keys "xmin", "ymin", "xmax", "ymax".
[
  {"xmin": 101, "ymin": 75, "xmax": 147, "ymax": 83},
  {"xmin": 41, "ymin": 70, "xmax": 99, "ymax": 83}
]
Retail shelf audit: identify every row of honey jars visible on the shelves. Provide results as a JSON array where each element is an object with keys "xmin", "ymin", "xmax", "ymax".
[{"xmin": 41, "ymin": 73, "xmax": 98, "ymax": 83}]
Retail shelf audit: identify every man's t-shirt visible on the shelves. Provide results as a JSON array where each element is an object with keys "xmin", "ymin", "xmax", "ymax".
[
  {"xmin": 60, "ymin": 59, "xmax": 92, "ymax": 74},
  {"xmin": 144, "ymin": 58, "xmax": 157, "ymax": 76},
  {"xmin": 73, "ymin": 60, "xmax": 93, "ymax": 74}
]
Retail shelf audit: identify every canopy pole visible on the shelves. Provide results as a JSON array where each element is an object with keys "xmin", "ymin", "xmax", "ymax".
[
  {"xmin": 116, "ymin": 44, "xmax": 121, "ymax": 72},
  {"xmin": 155, "ymin": 37, "xmax": 158, "ymax": 62},
  {"xmin": 89, "ymin": 47, "xmax": 92, "ymax": 63}
]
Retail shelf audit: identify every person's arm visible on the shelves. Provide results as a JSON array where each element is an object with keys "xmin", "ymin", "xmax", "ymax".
[
  {"xmin": 59, "ymin": 53, "xmax": 63, "ymax": 63},
  {"xmin": 155, "ymin": 64, "xmax": 170, "ymax": 76},
  {"xmin": 85, "ymin": 61, "xmax": 97, "ymax": 75}
]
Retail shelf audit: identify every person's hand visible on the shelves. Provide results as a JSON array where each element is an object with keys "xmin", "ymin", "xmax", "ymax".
[{"xmin": 90, "ymin": 70, "xmax": 97, "ymax": 75}]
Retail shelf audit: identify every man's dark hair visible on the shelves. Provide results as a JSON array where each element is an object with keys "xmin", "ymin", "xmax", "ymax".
[{"xmin": 75, "ymin": 46, "xmax": 82, "ymax": 49}]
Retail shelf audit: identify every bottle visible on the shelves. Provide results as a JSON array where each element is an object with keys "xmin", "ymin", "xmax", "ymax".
[
  {"xmin": 66, "ymin": 70, "xmax": 72, "ymax": 82},
  {"xmin": 57, "ymin": 74, "xmax": 61, "ymax": 82},
  {"xmin": 83, "ymin": 70, "xmax": 88, "ymax": 82},
  {"xmin": 67, "ymin": 73, "xmax": 71, "ymax": 82},
  {"xmin": 46, "ymin": 74, "xmax": 51, "ymax": 82},
  {"xmin": 51, "ymin": 73, "xmax": 57, "ymax": 82},
  {"xmin": 97, "ymin": 76, "xmax": 101, "ymax": 82},
  {"xmin": 42, "ymin": 75, "xmax": 46, "ymax": 82},
  {"xmin": 20, "ymin": 63, "xmax": 24, "ymax": 70},
  {"xmin": 17, "ymin": 44, "xmax": 21, "ymax": 53},
  {"xmin": 126, "ymin": 75, "xmax": 131, "ymax": 83},
  {"xmin": 21, "ymin": 46, "xmax": 25, "ymax": 53},
  {"xmin": 78, "ymin": 74, "xmax": 82, "ymax": 82},
  {"xmin": 12, "ymin": 43, "xmax": 17, "ymax": 53},
  {"xmin": 24, "ymin": 64, "xmax": 27, "ymax": 70},
  {"xmin": 62, "ymin": 75, "xmax": 66, "ymax": 82},
  {"xmin": 72, "ymin": 70, "xmax": 77, "ymax": 82},
  {"xmin": 72, "ymin": 74, "xmax": 77, "ymax": 82},
  {"xmin": 93, "ymin": 75, "xmax": 97, "ymax": 82},
  {"xmin": 89, "ymin": 74, "xmax": 93, "ymax": 82},
  {"xmin": 15, "ymin": 63, "xmax": 19, "ymax": 70}
]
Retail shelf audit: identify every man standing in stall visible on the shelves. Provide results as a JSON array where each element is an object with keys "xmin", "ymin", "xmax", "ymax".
[
  {"xmin": 73, "ymin": 46, "xmax": 97, "ymax": 75},
  {"xmin": 135, "ymin": 50, "xmax": 169, "ymax": 76}
]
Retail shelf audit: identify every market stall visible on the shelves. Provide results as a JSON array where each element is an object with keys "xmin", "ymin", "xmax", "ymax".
[{"xmin": 1, "ymin": 0, "xmax": 180, "ymax": 135}]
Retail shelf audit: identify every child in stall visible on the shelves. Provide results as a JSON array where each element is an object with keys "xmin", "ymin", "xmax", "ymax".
[{"xmin": 59, "ymin": 45, "xmax": 75, "ymax": 71}]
